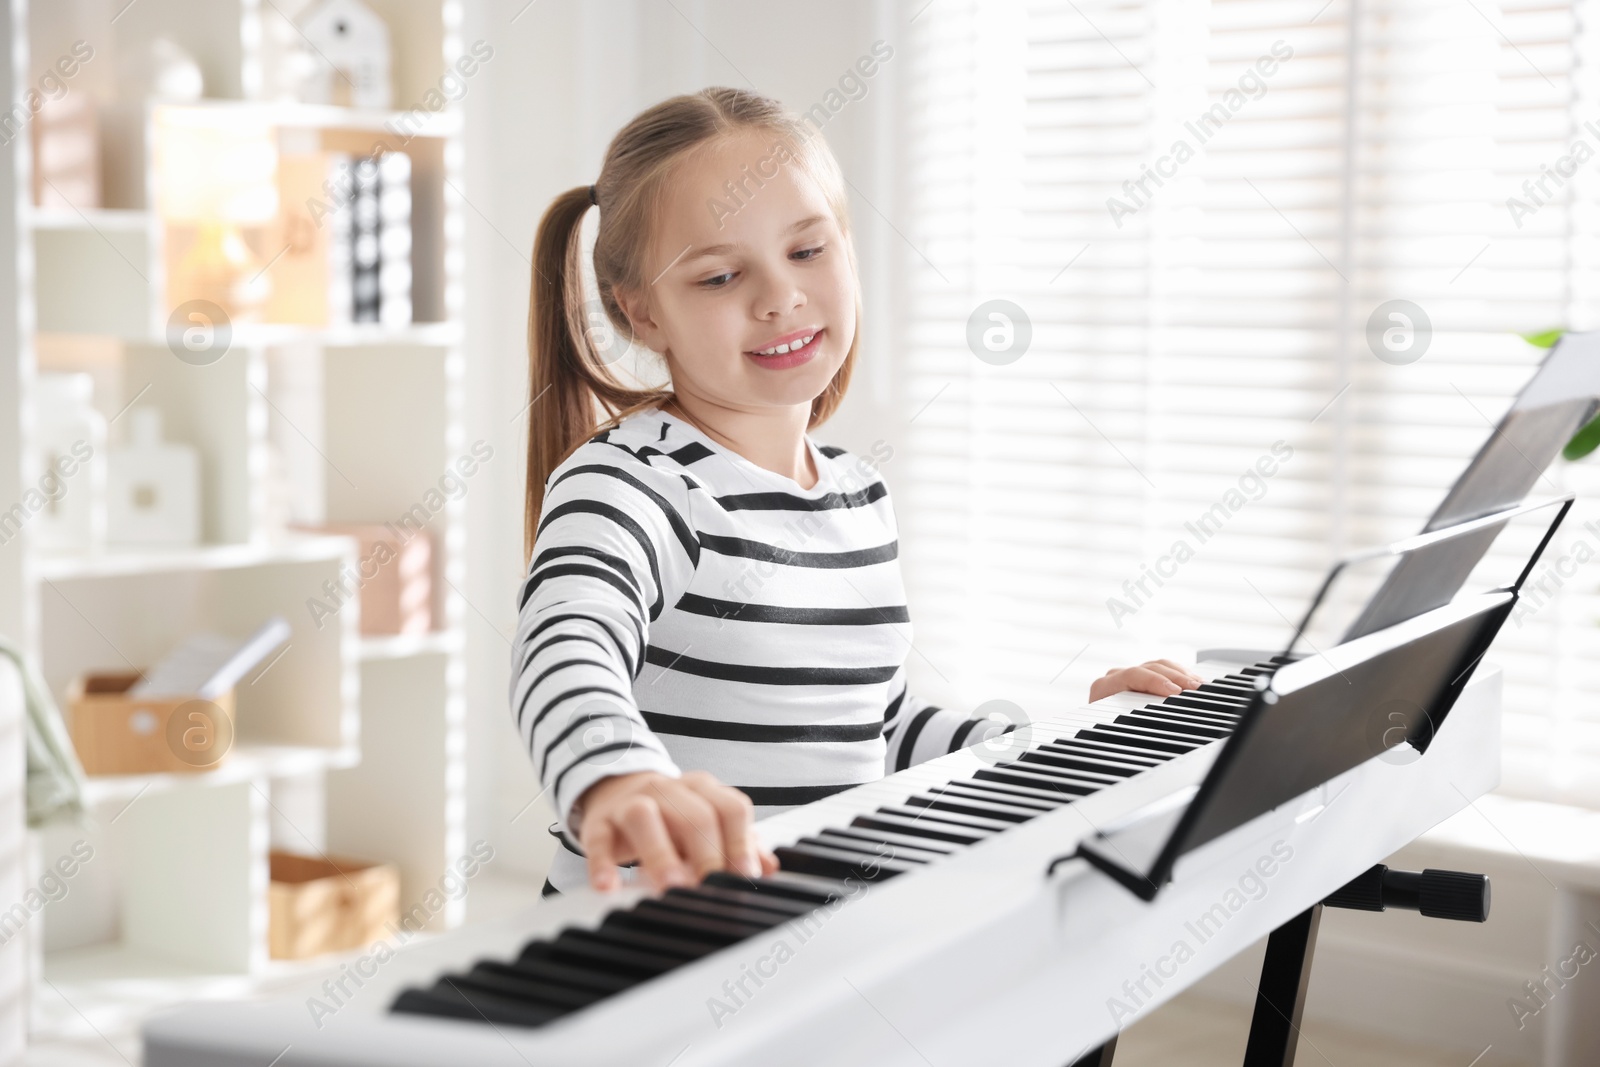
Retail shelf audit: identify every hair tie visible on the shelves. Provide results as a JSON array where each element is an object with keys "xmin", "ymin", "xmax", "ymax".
[{"xmin": 589, "ymin": 184, "xmax": 598, "ymax": 207}]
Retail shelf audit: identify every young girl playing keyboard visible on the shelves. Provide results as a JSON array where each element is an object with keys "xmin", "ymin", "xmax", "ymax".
[{"xmin": 513, "ymin": 87, "xmax": 1200, "ymax": 896}]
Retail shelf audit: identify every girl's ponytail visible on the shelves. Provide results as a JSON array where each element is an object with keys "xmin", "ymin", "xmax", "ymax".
[{"xmin": 523, "ymin": 185, "xmax": 667, "ymax": 564}]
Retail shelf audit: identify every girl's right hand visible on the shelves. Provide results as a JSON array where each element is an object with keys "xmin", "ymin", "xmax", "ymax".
[{"xmin": 574, "ymin": 770, "xmax": 780, "ymax": 892}]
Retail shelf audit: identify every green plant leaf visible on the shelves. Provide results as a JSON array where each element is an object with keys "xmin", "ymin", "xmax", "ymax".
[
  {"xmin": 1522, "ymin": 328, "xmax": 1565, "ymax": 349},
  {"xmin": 1565, "ymin": 414, "xmax": 1600, "ymax": 461}
]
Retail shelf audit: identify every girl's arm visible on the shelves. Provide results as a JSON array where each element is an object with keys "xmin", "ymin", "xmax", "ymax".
[
  {"xmin": 881, "ymin": 663, "xmax": 1016, "ymax": 772},
  {"xmin": 510, "ymin": 450, "xmax": 771, "ymax": 891}
]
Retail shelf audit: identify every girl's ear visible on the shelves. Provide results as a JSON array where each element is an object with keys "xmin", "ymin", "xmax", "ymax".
[{"xmin": 615, "ymin": 287, "xmax": 666, "ymax": 353}]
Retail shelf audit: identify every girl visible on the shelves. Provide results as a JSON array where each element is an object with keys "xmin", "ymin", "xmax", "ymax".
[{"xmin": 514, "ymin": 87, "xmax": 1201, "ymax": 897}]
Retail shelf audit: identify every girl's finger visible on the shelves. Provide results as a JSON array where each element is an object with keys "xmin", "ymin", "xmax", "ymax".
[
  {"xmin": 691, "ymin": 777, "xmax": 761, "ymax": 878},
  {"xmin": 758, "ymin": 848, "xmax": 780, "ymax": 876},
  {"xmin": 1128, "ymin": 666, "xmax": 1182, "ymax": 695},
  {"xmin": 1145, "ymin": 662, "xmax": 1199, "ymax": 690},
  {"xmin": 1151, "ymin": 658, "xmax": 1204, "ymax": 686},
  {"xmin": 655, "ymin": 785, "xmax": 726, "ymax": 880},
  {"xmin": 582, "ymin": 817, "xmax": 621, "ymax": 892},
  {"xmin": 616, "ymin": 795, "xmax": 690, "ymax": 891}
]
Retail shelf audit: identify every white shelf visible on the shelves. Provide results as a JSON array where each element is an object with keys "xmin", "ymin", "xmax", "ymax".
[
  {"xmin": 359, "ymin": 629, "xmax": 463, "ymax": 660},
  {"xmin": 154, "ymin": 98, "xmax": 462, "ymax": 137},
  {"xmin": 25, "ymin": 208, "xmax": 152, "ymax": 232},
  {"xmin": 231, "ymin": 321, "xmax": 464, "ymax": 348},
  {"xmin": 28, "ymin": 534, "xmax": 357, "ymax": 581},
  {"xmin": 80, "ymin": 744, "xmax": 362, "ymax": 806}
]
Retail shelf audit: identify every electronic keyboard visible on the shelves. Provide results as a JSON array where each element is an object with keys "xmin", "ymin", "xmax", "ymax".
[{"xmin": 142, "ymin": 650, "xmax": 1503, "ymax": 1067}]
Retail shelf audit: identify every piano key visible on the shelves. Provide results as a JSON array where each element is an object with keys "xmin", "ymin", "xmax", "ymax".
[
  {"xmin": 1161, "ymin": 694, "xmax": 1251, "ymax": 715},
  {"xmin": 391, "ymin": 978, "xmax": 566, "ymax": 1028},
  {"xmin": 848, "ymin": 811, "xmax": 991, "ymax": 846},
  {"xmin": 873, "ymin": 804, "xmax": 1013, "ymax": 834},
  {"xmin": 701, "ymin": 869, "xmax": 846, "ymax": 905},
  {"xmin": 974, "ymin": 766, "xmax": 1107, "ymax": 797},
  {"xmin": 1024, "ymin": 746, "xmax": 1148, "ymax": 778},
  {"xmin": 1016, "ymin": 752, "xmax": 1140, "ymax": 787},
  {"xmin": 774, "ymin": 842, "xmax": 917, "ymax": 882},
  {"xmin": 814, "ymin": 824, "xmax": 960, "ymax": 857},
  {"xmin": 1116, "ymin": 713, "xmax": 1231, "ymax": 740},
  {"xmin": 805, "ymin": 833, "xmax": 942, "ymax": 865},
  {"xmin": 1141, "ymin": 708, "xmax": 1239, "ymax": 731},
  {"xmin": 1044, "ymin": 735, "xmax": 1169, "ymax": 764},
  {"xmin": 508, "ymin": 943, "xmax": 640, "ymax": 992},
  {"xmin": 650, "ymin": 892, "xmax": 808, "ymax": 929},
  {"xmin": 901, "ymin": 792, "xmax": 1040, "ymax": 823},
  {"xmin": 545, "ymin": 930, "xmax": 687, "ymax": 976},
  {"xmin": 948, "ymin": 778, "xmax": 1079, "ymax": 808},
  {"xmin": 460, "ymin": 963, "xmax": 608, "ymax": 1009},
  {"xmin": 929, "ymin": 781, "xmax": 1062, "ymax": 810},
  {"xmin": 1075, "ymin": 728, "xmax": 1198, "ymax": 756},
  {"xmin": 577, "ymin": 922, "xmax": 723, "ymax": 961},
  {"xmin": 664, "ymin": 884, "xmax": 821, "ymax": 918},
  {"xmin": 605, "ymin": 901, "xmax": 770, "ymax": 945},
  {"xmin": 1088, "ymin": 720, "xmax": 1210, "ymax": 746}
]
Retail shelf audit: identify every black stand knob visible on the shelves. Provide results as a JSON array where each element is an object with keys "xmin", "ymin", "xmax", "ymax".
[{"xmin": 1324, "ymin": 864, "xmax": 1490, "ymax": 923}]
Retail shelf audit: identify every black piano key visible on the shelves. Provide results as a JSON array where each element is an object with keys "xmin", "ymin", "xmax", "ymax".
[
  {"xmin": 1046, "ymin": 735, "xmax": 1168, "ymax": 764},
  {"xmin": 875, "ymin": 804, "xmax": 1012, "ymax": 834},
  {"xmin": 902, "ymin": 792, "xmax": 1039, "ymax": 823},
  {"xmin": 1161, "ymin": 694, "xmax": 1250, "ymax": 715},
  {"xmin": 605, "ymin": 901, "xmax": 768, "ymax": 945},
  {"xmin": 702, "ymin": 869, "xmax": 845, "ymax": 905},
  {"xmin": 1142, "ymin": 706, "xmax": 1239, "ymax": 729},
  {"xmin": 932, "ymin": 781, "xmax": 1062, "ymax": 809},
  {"xmin": 849, "ymin": 811, "xmax": 991, "ymax": 845},
  {"xmin": 1025, "ymin": 746, "xmax": 1147, "ymax": 778},
  {"xmin": 1116, "ymin": 713, "xmax": 1230, "ymax": 740},
  {"xmin": 392, "ymin": 978, "xmax": 565, "ymax": 1028},
  {"xmin": 1197, "ymin": 682, "xmax": 1254, "ymax": 699},
  {"xmin": 665, "ymin": 884, "xmax": 820, "ymax": 918},
  {"xmin": 1075, "ymin": 728, "xmax": 1197, "ymax": 756},
  {"xmin": 650, "ymin": 892, "xmax": 805, "ymax": 929},
  {"xmin": 1008, "ymin": 755, "xmax": 1121, "ymax": 786},
  {"xmin": 545, "ymin": 929, "xmax": 687, "ymax": 976},
  {"xmin": 577, "ymin": 922, "xmax": 722, "ymax": 961},
  {"xmin": 803, "ymin": 833, "xmax": 937, "ymax": 865},
  {"xmin": 775, "ymin": 842, "xmax": 916, "ymax": 882},
  {"xmin": 462, "ymin": 963, "xmax": 607, "ymax": 1009},
  {"xmin": 1089, "ymin": 720, "xmax": 1207, "ymax": 746},
  {"xmin": 975, "ymin": 765, "xmax": 1104, "ymax": 797},
  {"xmin": 508, "ymin": 943, "xmax": 639, "ymax": 992},
  {"xmin": 814, "ymin": 824, "xmax": 960, "ymax": 856}
]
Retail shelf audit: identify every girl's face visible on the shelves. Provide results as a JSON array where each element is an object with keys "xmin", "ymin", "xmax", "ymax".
[{"xmin": 618, "ymin": 129, "xmax": 856, "ymax": 415}]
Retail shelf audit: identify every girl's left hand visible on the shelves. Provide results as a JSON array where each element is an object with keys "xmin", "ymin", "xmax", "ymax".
[{"xmin": 1089, "ymin": 659, "xmax": 1204, "ymax": 702}]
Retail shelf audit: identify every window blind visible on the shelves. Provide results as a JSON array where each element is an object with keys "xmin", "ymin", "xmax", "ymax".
[{"xmin": 896, "ymin": 0, "xmax": 1600, "ymax": 807}]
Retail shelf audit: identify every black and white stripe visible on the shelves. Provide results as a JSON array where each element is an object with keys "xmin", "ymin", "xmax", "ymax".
[{"xmin": 510, "ymin": 406, "xmax": 1008, "ymax": 893}]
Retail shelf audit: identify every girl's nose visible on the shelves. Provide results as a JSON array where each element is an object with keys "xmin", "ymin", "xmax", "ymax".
[{"xmin": 753, "ymin": 267, "xmax": 805, "ymax": 319}]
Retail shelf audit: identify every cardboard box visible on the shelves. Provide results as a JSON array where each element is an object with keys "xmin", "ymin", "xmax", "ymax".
[
  {"xmin": 269, "ymin": 850, "xmax": 400, "ymax": 959},
  {"xmin": 68, "ymin": 670, "xmax": 235, "ymax": 775}
]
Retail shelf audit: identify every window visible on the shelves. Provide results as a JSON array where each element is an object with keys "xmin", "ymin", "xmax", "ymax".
[{"xmin": 896, "ymin": 0, "xmax": 1600, "ymax": 807}]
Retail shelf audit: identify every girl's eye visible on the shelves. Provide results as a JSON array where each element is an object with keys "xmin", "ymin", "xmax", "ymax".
[{"xmin": 697, "ymin": 246, "xmax": 824, "ymax": 289}]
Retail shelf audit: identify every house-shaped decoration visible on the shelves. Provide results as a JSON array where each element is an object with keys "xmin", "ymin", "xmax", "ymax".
[{"xmin": 295, "ymin": 0, "xmax": 392, "ymax": 109}]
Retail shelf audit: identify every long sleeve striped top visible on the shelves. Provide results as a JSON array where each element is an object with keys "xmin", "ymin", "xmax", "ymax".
[{"xmin": 511, "ymin": 405, "xmax": 1009, "ymax": 893}]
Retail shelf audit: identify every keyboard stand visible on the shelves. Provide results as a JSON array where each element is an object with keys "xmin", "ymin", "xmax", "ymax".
[{"xmin": 1242, "ymin": 864, "xmax": 1491, "ymax": 1067}]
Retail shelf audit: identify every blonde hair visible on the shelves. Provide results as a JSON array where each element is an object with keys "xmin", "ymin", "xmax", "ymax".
[{"xmin": 522, "ymin": 87, "xmax": 861, "ymax": 564}]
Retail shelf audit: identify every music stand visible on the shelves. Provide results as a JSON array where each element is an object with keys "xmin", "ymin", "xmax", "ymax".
[
  {"xmin": 1066, "ymin": 494, "xmax": 1573, "ymax": 902},
  {"xmin": 1343, "ymin": 331, "xmax": 1600, "ymax": 641}
]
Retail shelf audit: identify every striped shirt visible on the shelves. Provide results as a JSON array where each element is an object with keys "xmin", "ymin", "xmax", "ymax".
[{"xmin": 511, "ymin": 405, "xmax": 1008, "ymax": 893}]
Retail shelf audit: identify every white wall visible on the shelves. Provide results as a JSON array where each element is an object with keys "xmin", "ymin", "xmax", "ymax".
[{"xmin": 460, "ymin": 0, "xmax": 905, "ymax": 879}]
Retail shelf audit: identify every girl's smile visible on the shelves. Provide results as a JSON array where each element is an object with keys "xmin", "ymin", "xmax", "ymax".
[{"xmin": 745, "ymin": 326, "xmax": 824, "ymax": 369}]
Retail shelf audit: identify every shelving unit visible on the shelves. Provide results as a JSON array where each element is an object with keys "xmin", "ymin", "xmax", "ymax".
[{"xmin": 12, "ymin": 0, "xmax": 470, "ymax": 1047}]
